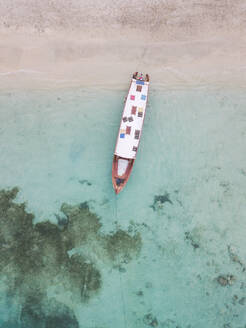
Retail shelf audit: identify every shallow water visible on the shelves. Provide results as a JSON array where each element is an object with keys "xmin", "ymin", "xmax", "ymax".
[{"xmin": 0, "ymin": 86, "xmax": 245, "ymax": 328}]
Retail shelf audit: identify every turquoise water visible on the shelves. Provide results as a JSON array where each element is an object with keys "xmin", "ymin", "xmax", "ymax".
[{"xmin": 0, "ymin": 86, "xmax": 246, "ymax": 327}]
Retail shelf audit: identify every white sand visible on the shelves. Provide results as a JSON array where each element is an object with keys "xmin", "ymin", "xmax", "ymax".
[{"xmin": 0, "ymin": 0, "xmax": 245, "ymax": 89}]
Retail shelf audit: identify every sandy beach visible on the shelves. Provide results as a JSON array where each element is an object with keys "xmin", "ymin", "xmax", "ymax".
[{"xmin": 0, "ymin": 0, "xmax": 246, "ymax": 89}]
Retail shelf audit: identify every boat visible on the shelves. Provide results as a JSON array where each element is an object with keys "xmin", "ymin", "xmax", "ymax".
[{"xmin": 112, "ymin": 72, "xmax": 150, "ymax": 194}]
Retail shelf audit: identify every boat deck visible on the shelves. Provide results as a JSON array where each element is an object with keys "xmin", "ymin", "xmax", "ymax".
[{"xmin": 114, "ymin": 78, "xmax": 149, "ymax": 159}]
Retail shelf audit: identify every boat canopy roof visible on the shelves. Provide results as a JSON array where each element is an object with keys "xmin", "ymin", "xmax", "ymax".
[{"xmin": 114, "ymin": 78, "xmax": 149, "ymax": 159}]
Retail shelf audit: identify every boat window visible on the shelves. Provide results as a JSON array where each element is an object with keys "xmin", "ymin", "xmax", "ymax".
[
  {"xmin": 123, "ymin": 116, "xmax": 127, "ymax": 122},
  {"xmin": 128, "ymin": 116, "xmax": 133, "ymax": 122},
  {"xmin": 132, "ymin": 146, "xmax": 137, "ymax": 151}
]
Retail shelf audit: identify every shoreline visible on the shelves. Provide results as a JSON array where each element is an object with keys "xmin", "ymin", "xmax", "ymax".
[
  {"xmin": 1, "ymin": 68, "xmax": 246, "ymax": 92},
  {"xmin": 1, "ymin": 73, "xmax": 246, "ymax": 92},
  {"xmin": 0, "ymin": 30, "xmax": 245, "ymax": 90}
]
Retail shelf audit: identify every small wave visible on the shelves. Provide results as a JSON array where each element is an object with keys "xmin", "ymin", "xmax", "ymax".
[{"xmin": 0, "ymin": 69, "xmax": 45, "ymax": 76}]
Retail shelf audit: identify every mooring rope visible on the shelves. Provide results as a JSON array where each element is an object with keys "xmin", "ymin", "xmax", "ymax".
[{"xmin": 114, "ymin": 193, "xmax": 128, "ymax": 328}]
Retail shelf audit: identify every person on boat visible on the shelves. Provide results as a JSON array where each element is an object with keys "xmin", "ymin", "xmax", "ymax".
[
  {"xmin": 139, "ymin": 73, "xmax": 144, "ymax": 81},
  {"xmin": 133, "ymin": 72, "xmax": 138, "ymax": 79}
]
